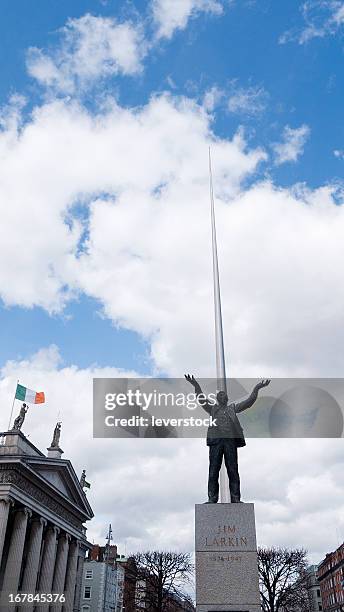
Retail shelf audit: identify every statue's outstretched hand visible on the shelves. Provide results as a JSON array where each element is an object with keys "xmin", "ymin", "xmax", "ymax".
[
  {"xmin": 256, "ymin": 379, "xmax": 271, "ymax": 389},
  {"xmin": 185, "ymin": 374, "xmax": 198, "ymax": 388}
]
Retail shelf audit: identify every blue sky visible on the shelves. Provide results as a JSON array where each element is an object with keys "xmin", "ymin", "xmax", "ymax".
[
  {"xmin": 0, "ymin": 297, "xmax": 150, "ymax": 370},
  {"xmin": 1, "ymin": 0, "xmax": 343, "ymax": 189},
  {"xmin": 1, "ymin": 0, "xmax": 344, "ymax": 555},
  {"xmin": 0, "ymin": 0, "xmax": 344, "ymax": 374},
  {"xmin": 1, "ymin": 0, "xmax": 343, "ymax": 181}
]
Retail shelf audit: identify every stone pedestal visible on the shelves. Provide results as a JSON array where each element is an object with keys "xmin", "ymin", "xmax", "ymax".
[
  {"xmin": 195, "ymin": 503, "xmax": 260, "ymax": 612},
  {"xmin": 47, "ymin": 445, "xmax": 64, "ymax": 459}
]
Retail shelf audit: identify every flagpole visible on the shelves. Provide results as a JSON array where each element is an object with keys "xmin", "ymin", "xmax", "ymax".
[
  {"xmin": 209, "ymin": 149, "xmax": 230, "ymax": 503},
  {"xmin": 7, "ymin": 379, "xmax": 19, "ymax": 431}
]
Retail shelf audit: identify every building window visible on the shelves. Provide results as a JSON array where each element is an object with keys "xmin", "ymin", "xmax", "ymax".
[
  {"xmin": 319, "ymin": 605, "xmax": 322, "ymax": 610},
  {"xmin": 317, "ymin": 589, "xmax": 321, "ymax": 597},
  {"xmin": 85, "ymin": 569, "xmax": 93, "ymax": 579},
  {"xmin": 84, "ymin": 586, "xmax": 92, "ymax": 599}
]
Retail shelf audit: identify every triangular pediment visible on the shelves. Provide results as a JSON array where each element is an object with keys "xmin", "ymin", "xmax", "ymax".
[
  {"xmin": 24, "ymin": 457, "xmax": 93, "ymax": 519},
  {"xmin": 35, "ymin": 466, "xmax": 76, "ymax": 500}
]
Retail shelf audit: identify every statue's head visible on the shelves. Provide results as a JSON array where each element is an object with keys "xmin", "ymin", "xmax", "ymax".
[{"xmin": 217, "ymin": 390, "xmax": 228, "ymax": 406}]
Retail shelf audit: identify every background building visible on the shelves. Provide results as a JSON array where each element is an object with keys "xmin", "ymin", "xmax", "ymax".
[
  {"xmin": 0, "ymin": 427, "xmax": 93, "ymax": 610},
  {"xmin": 305, "ymin": 565, "xmax": 323, "ymax": 612},
  {"xmin": 317, "ymin": 543, "xmax": 344, "ymax": 612},
  {"xmin": 80, "ymin": 543, "xmax": 125, "ymax": 611},
  {"xmin": 122, "ymin": 556, "xmax": 138, "ymax": 611}
]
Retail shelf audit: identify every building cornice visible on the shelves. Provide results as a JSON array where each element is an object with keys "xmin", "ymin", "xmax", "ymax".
[
  {"xmin": 0, "ymin": 431, "xmax": 45, "ymax": 456},
  {"xmin": 0, "ymin": 463, "xmax": 92, "ymax": 530}
]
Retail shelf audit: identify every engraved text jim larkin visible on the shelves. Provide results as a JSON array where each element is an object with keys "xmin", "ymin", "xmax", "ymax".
[{"xmin": 205, "ymin": 524, "xmax": 248, "ymax": 547}]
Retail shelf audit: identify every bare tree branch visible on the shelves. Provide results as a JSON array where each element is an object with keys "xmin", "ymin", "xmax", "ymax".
[
  {"xmin": 131, "ymin": 550, "xmax": 194, "ymax": 611},
  {"xmin": 258, "ymin": 547, "xmax": 309, "ymax": 612}
]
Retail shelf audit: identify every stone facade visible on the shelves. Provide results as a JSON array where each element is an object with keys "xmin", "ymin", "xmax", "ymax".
[{"xmin": 0, "ymin": 430, "xmax": 93, "ymax": 611}]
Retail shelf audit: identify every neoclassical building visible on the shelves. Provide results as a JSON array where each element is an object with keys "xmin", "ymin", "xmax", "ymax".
[{"xmin": 0, "ymin": 425, "xmax": 93, "ymax": 611}]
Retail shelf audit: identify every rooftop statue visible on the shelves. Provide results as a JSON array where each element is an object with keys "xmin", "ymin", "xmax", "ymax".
[
  {"xmin": 51, "ymin": 422, "xmax": 62, "ymax": 448},
  {"xmin": 12, "ymin": 403, "xmax": 28, "ymax": 431}
]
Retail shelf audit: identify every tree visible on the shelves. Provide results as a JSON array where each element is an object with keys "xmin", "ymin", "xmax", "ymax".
[
  {"xmin": 131, "ymin": 550, "xmax": 194, "ymax": 612},
  {"xmin": 258, "ymin": 547, "xmax": 309, "ymax": 612}
]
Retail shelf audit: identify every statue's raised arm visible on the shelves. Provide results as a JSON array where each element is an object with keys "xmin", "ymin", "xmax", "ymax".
[
  {"xmin": 235, "ymin": 379, "xmax": 270, "ymax": 414},
  {"xmin": 184, "ymin": 374, "xmax": 212, "ymax": 413},
  {"xmin": 184, "ymin": 374, "xmax": 202, "ymax": 394}
]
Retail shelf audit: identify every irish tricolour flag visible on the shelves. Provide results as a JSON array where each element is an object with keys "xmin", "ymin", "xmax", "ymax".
[{"xmin": 15, "ymin": 384, "xmax": 45, "ymax": 404}]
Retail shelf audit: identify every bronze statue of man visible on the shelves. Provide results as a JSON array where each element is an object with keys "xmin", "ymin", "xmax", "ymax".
[{"xmin": 185, "ymin": 375, "xmax": 270, "ymax": 503}]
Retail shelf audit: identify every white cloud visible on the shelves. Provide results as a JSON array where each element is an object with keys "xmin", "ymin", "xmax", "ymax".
[
  {"xmin": 2, "ymin": 93, "xmax": 344, "ymax": 380},
  {"xmin": 332, "ymin": 2, "xmax": 344, "ymax": 24},
  {"xmin": 280, "ymin": 1, "xmax": 344, "ymax": 45},
  {"xmin": 26, "ymin": 14, "xmax": 146, "ymax": 93},
  {"xmin": 152, "ymin": 0, "xmax": 224, "ymax": 39},
  {"xmin": 203, "ymin": 85, "xmax": 224, "ymax": 112},
  {"xmin": 1, "ymin": 0, "xmax": 343, "ymax": 572},
  {"xmin": 0, "ymin": 93, "xmax": 265, "ymax": 318},
  {"xmin": 227, "ymin": 84, "xmax": 268, "ymax": 116},
  {"xmin": 202, "ymin": 81, "xmax": 268, "ymax": 116},
  {"xmin": 1, "ymin": 347, "xmax": 343, "ymax": 559},
  {"xmin": 273, "ymin": 124, "xmax": 310, "ymax": 164}
]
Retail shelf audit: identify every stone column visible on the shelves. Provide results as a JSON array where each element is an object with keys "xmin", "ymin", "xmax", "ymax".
[
  {"xmin": 35, "ymin": 525, "xmax": 59, "ymax": 612},
  {"xmin": 0, "ymin": 496, "xmax": 12, "ymax": 569},
  {"xmin": 51, "ymin": 532, "xmax": 70, "ymax": 611},
  {"xmin": 74, "ymin": 547, "xmax": 86, "ymax": 612},
  {"xmin": 63, "ymin": 540, "xmax": 79, "ymax": 612},
  {"xmin": 21, "ymin": 517, "xmax": 46, "ymax": 602},
  {"xmin": 1, "ymin": 507, "xmax": 31, "ymax": 599}
]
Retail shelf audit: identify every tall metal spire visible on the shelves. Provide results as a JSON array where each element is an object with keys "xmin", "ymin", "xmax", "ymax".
[
  {"xmin": 209, "ymin": 148, "xmax": 230, "ymax": 503},
  {"xmin": 209, "ymin": 149, "xmax": 227, "ymax": 394}
]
